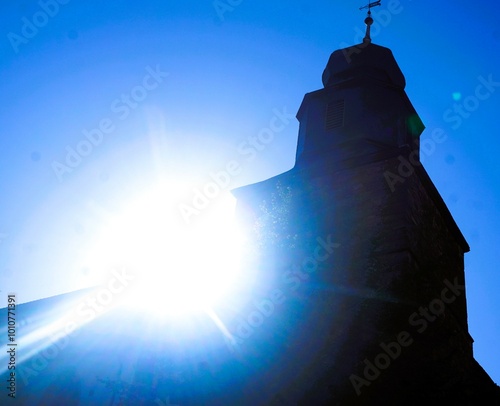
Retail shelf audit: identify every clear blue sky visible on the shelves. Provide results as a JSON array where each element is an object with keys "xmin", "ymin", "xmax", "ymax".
[{"xmin": 1, "ymin": 0, "xmax": 499, "ymax": 382}]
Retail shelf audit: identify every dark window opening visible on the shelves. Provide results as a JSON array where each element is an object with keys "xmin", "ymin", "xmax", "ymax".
[{"xmin": 325, "ymin": 100, "xmax": 345, "ymax": 130}]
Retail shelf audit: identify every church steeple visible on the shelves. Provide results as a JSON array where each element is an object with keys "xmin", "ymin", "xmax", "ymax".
[
  {"xmin": 231, "ymin": 6, "xmax": 500, "ymax": 404},
  {"xmin": 294, "ymin": 12, "xmax": 424, "ymax": 168}
]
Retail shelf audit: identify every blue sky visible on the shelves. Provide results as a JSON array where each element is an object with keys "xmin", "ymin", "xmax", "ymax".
[{"xmin": 1, "ymin": 0, "xmax": 499, "ymax": 382}]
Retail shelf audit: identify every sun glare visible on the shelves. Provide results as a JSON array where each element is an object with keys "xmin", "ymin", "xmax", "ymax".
[{"xmin": 85, "ymin": 181, "xmax": 245, "ymax": 318}]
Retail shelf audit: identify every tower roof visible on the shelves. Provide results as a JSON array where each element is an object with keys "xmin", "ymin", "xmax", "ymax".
[{"xmin": 322, "ymin": 42, "xmax": 406, "ymax": 88}]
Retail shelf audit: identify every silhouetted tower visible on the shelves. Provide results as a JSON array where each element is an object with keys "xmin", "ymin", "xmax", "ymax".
[{"xmin": 233, "ymin": 7, "xmax": 500, "ymax": 405}]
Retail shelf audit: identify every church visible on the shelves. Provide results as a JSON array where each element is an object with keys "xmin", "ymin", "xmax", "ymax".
[
  {"xmin": 1, "ymin": 5, "xmax": 499, "ymax": 405},
  {"xmin": 229, "ymin": 6, "xmax": 500, "ymax": 404}
]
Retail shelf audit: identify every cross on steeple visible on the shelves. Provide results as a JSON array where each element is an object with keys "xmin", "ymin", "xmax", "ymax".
[{"xmin": 359, "ymin": 0, "xmax": 381, "ymax": 43}]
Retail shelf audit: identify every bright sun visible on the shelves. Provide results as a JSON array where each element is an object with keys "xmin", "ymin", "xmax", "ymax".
[{"xmin": 85, "ymin": 181, "xmax": 245, "ymax": 318}]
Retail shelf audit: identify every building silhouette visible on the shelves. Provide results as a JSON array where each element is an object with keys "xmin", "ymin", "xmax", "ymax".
[
  {"xmin": 230, "ymin": 12, "xmax": 500, "ymax": 405},
  {"xmin": 2, "ymin": 12, "xmax": 500, "ymax": 406}
]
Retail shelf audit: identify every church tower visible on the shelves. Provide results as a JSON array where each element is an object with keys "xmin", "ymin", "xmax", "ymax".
[{"xmin": 232, "ymin": 7, "xmax": 500, "ymax": 405}]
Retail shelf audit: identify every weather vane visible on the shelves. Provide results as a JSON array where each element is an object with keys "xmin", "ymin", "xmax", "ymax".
[{"xmin": 359, "ymin": 0, "xmax": 381, "ymax": 43}]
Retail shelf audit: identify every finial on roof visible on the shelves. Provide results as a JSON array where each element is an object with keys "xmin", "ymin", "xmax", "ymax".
[{"xmin": 359, "ymin": 0, "xmax": 381, "ymax": 44}]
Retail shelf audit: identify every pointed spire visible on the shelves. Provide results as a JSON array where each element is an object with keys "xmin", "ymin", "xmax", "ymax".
[
  {"xmin": 363, "ymin": 11, "xmax": 374, "ymax": 43},
  {"xmin": 359, "ymin": 1, "xmax": 381, "ymax": 44}
]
